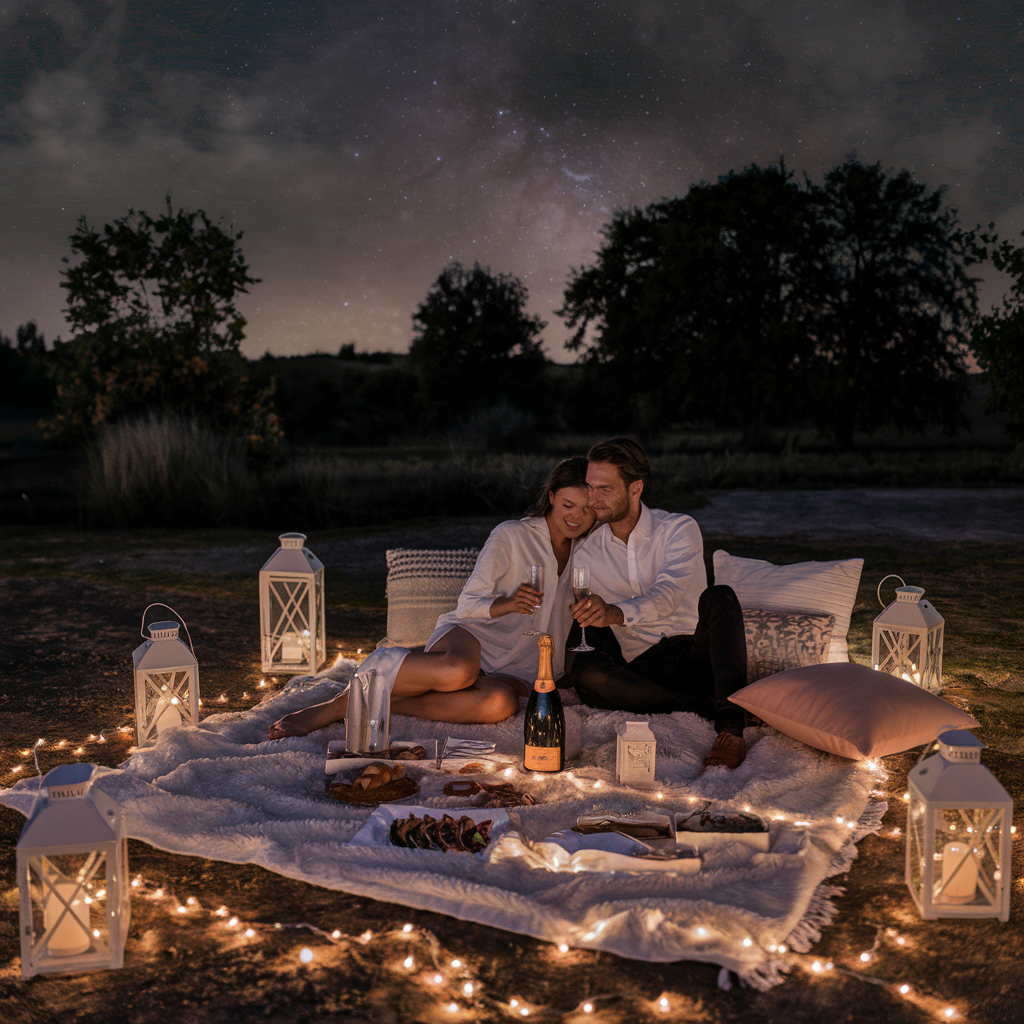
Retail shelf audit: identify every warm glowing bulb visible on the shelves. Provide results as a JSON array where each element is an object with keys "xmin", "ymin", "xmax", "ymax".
[
  {"xmin": 583, "ymin": 1003, "xmax": 593, "ymax": 1013},
  {"xmin": 216, "ymin": 906, "xmax": 227, "ymax": 916},
  {"xmin": 659, "ymin": 996, "xmax": 670, "ymax": 1010},
  {"xmin": 812, "ymin": 960, "xmax": 822, "ymax": 972},
  {"xmin": 896, "ymin": 937, "xmax": 906, "ymax": 946},
  {"xmin": 742, "ymin": 938, "xmax": 752, "ymax": 947},
  {"xmin": 594, "ymin": 781, "xmax": 601, "ymax": 789},
  {"xmin": 244, "ymin": 928, "xmax": 255, "ymax": 938},
  {"xmin": 450, "ymin": 958, "xmax": 462, "ymax": 968},
  {"xmin": 944, "ymin": 1010, "xmax": 955, "ymax": 1019},
  {"xmin": 332, "ymin": 930, "xmax": 341, "ymax": 939},
  {"xmin": 903, "ymin": 793, "xmax": 910, "ymax": 802},
  {"xmin": 447, "ymin": 1005, "xmax": 458, "ymax": 1014},
  {"xmin": 520, "ymin": 1010, "xmax": 529, "ymax": 1018},
  {"xmin": 463, "ymin": 982, "xmax": 473, "ymax": 996},
  {"xmin": 177, "ymin": 906, "xmax": 187, "ymax": 914},
  {"xmin": 153, "ymin": 888, "xmax": 164, "ymax": 899},
  {"xmin": 403, "ymin": 923, "xmax": 413, "ymax": 933},
  {"xmin": 558, "ymin": 943, "xmax": 569, "ymax": 953},
  {"xmin": 695, "ymin": 927, "xmax": 708, "ymax": 938},
  {"xmin": 186, "ymin": 896, "xmax": 197, "ymax": 906},
  {"xmin": 899, "ymin": 984, "xmax": 910, "ymax": 995},
  {"xmin": 430, "ymin": 973, "xmax": 443, "ymax": 985},
  {"xmin": 93, "ymin": 929, "xmax": 100, "ymax": 938},
  {"xmin": 860, "ymin": 952, "xmax": 871, "ymax": 963},
  {"xmin": 360, "ymin": 930, "xmax": 373, "ymax": 942},
  {"xmin": 403, "ymin": 956, "xmax": 414, "ymax": 969},
  {"xmin": 228, "ymin": 917, "xmax": 239, "ymax": 927},
  {"xmin": 778, "ymin": 944, "xmax": 787, "ymax": 954},
  {"xmin": 656, "ymin": 792, "xmax": 663, "ymax": 799},
  {"xmin": 510, "ymin": 999, "xmax": 519, "ymax": 1009},
  {"xmin": 299, "ymin": 947, "xmax": 313, "ymax": 963}
]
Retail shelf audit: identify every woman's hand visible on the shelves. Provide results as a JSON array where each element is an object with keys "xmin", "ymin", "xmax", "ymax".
[{"xmin": 490, "ymin": 583, "xmax": 543, "ymax": 617}]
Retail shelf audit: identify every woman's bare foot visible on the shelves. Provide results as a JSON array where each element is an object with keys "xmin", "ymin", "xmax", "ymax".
[{"xmin": 268, "ymin": 693, "xmax": 347, "ymax": 740}]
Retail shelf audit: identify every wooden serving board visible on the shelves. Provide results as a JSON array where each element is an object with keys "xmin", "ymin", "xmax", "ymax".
[{"xmin": 327, "ymin": 775, "xmax": 419, "ymax": 806}]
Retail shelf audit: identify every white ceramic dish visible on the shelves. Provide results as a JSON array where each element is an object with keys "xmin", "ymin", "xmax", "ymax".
[
  {"xmin": 349, "ymin": 804, "xmax": 510, "ymax": 851},
  {"xmin": 325, "ymin": 739, "xmax": 438, "ymax": 775},
  {"xmin": 537, "ymin": 829, "xmax": 702, "ymax": 874}
]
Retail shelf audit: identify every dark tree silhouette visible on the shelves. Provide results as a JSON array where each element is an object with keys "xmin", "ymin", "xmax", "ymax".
[
  {"xmin": 409, "ymin": 261, "xmax": 547, "ymax": 426},
  {"xmin": 46, "ymin": 198, "xmax": 278, "ymax": 449},
  {"xmin": 802, "ymin": 160, "xmax": 983, "ymax": 448},
  {"xmin": 971, "ymin": 236, "xmax": 1024, "ymax": 439},
  {"xmin": 558, "ymin": 162, "xmax": 811, "ymax": 436},
  {"xmin": 0, "ymin": 321, "xmax": 57, "ymax": 408}
]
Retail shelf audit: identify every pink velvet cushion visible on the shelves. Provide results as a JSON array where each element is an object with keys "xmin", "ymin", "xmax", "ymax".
[{"xmin": 728, "ymin": 662, "xmax": 979, "ymax": 760}]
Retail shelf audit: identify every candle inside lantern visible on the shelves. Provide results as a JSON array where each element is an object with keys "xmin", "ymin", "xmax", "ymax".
[
  {"xmin": 938, "ymin": 841, "xmax": 978, "ymax": 903},
  {"xmin": 44, "ymin": 882, "xmax": 91, "ymax": 957},
  {"xmin": 281, "ymin": 632, "xmax": 308, "ymax": 663},
  {"xmin": 155, "ymin": 694, "xmax": 183, "ymax": 733}
]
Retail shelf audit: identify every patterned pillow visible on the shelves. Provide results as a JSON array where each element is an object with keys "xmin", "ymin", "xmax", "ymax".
[
  {"xmin": 380, "ymin": 548, "xmax": 479, "ymax": 648},
  {"xmin": 743, "ymin": 609, "xmax": 835, "ymax": 684}
]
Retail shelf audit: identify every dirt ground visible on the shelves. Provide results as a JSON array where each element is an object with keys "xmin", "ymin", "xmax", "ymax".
[{"xmin": 1, "ymin": 524, "xmax": 1022, "ymax": 1024}]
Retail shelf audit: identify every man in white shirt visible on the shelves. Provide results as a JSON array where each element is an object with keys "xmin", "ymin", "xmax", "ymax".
[{"xmin": 564, "ymin": 438, "xmax": 748, "ymax": 770}]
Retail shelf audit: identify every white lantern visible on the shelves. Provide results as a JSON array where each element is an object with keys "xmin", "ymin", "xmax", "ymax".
[
  {"xmin": 615, "ymin": 720, "xmax": 657, "ymax": 789},
  {"xmin": 259, "ymin": 532, "xmax": 326, "ymax": 675},
  {"xmin": 872, "ymin": 574, "xmax": 944, "ymax": 693},
  {"xmin": 17, "ymin": 764, "xmax": 131, "ymax": 977},
  {"xmin": 906, "ymin": 728, "xmax": 1012, "ymax": 921},
  {"xmin": 133, "ymin": 605, "xmax": 200, "ymax": 749}
]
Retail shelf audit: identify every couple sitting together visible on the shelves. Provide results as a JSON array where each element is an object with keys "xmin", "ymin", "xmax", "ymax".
[{"xmin": 270, "ymin": 437, "xmax": 748, "ymax": 771}]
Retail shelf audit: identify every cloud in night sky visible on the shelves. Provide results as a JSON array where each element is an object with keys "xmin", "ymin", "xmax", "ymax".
[{"xmin": 0, "ymin": 0, "xmax": 1020, "ymax": 359}]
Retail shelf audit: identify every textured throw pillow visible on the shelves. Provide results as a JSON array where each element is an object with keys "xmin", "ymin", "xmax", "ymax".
[
  {"xmin": 714, "ymin": 550, "xmax": 864, "ymax": 663},
  {"xmin": 381, "ymin": 548, "xmax": 479, "ymax": 648},
  {"xmin": 742, "ymin": 609, "xmax": 835, "ymax": 684},
  {"xmin": 728, "ymin": 662, "xmax": 979, "ymax": 760}
]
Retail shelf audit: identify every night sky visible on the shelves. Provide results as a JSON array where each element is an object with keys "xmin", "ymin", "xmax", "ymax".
[{"xmin": 0, "ymin": 1, "xmax": 1020, "ymax": 360}]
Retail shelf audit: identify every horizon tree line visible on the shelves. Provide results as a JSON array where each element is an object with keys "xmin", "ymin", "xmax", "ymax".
[{"xmin": 3, "ymin": 157, "xmax": 1023, "ymax": 451}]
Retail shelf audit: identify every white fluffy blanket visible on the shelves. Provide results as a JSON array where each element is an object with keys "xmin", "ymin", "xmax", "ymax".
[{"xmin": 1, "ymin": 663, "xmax": 885, "ymax": 989}]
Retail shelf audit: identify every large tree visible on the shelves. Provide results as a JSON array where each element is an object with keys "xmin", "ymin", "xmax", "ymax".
[
  {"xmin": 970, "ymin": 236, "xmax": 1024, "ymax": 440},
  {"xmin": 801, "ymin": 160, "xmax": 984, "ymax": 448},
  {"xmin": 46, "ymin": 198, "xmax": 276, "ymax": 446},
  {"xmin": 559, "ymin": 162, "xmax": 811, "ymax": 435},
  {"xmin": 408, "ymin": 261, "xmax": 547, "ymax": 426}
]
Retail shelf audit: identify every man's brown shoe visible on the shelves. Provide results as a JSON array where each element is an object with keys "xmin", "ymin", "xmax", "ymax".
[{"xmin": 702, "ymin": 732, "xmax": 746, "ymax": 771}]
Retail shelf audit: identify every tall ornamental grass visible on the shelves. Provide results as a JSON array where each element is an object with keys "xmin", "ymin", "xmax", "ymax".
[{"xmin": 81, "ymin": 413, "xmax": 252, "ymax": 526}]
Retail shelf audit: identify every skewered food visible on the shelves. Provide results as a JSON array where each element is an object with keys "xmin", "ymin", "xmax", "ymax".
[{"xmin": 389, "ymin": 812, "xmax": 493, "ymax": 853}]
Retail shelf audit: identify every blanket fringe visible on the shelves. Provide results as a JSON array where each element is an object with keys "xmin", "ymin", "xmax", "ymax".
[{"xmin": 739, "ymin": 799, "xmax": 889, "ymax": 990}]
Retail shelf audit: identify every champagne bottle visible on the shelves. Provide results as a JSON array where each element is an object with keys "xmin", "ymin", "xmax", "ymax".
[{"xmin": 523, "ymin": 634, "xmax": 565, "ymax": 772}]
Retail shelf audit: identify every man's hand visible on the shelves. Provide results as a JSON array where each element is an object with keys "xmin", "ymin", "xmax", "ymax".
[
  {"xmin": 490, "ymin": 583, "xmax": 542, "ymax": 617},
  {"xmin": 570, "ymin": 592, "xmax": 624, "ymax": 628}
]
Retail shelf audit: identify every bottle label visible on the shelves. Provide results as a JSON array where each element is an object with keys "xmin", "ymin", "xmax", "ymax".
[
  {"xmin": 524, "ymin": 745, "xmax": 562, "ymax": 771},
  {"xmin": 533, "ymin": 678, "xmax": 555, "ymax": 693}
]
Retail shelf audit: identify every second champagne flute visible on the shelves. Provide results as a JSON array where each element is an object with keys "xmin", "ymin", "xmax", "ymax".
[
  {"xmin": 570, "ymin": 564, "xmax": 595, "ymax": 652},
  {"xmin": 522, "ymin": 564, "xmax": 545, "ymax": 635}
]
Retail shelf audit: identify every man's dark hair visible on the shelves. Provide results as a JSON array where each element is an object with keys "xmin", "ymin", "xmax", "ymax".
[{"xmin": 587, "ymin": 437, "xmax": 650, "ymax": 487}]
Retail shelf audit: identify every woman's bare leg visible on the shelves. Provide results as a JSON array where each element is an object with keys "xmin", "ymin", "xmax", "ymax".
[
  {"xmin": 392, "ymin": 675, "xmax": 520, "ymax": 724},
  {"xmin": 269, "ymin": 627, "xmax": 486, "ymax": 739}
]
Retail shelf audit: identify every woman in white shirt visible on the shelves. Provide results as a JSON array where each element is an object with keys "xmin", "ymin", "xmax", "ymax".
[{"xmin": 269, "ymin": 458, "xmax": 594, "ymax": 737}]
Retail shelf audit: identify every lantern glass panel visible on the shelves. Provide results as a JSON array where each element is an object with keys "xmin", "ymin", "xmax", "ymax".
[
  {"xmin": 931, "ymin": 807, "xmax": 1004, "ymax": 910},
  {"xmin": 26, "ymin": 851, "xmax": 110, "ymax": 963},
  {"xmin": 907, "ymin": 792, "xmax": 928, "ymax": 905},
  {"xmin": 266, "ymin": 577, "xmax": 313, "ymax": 666}
]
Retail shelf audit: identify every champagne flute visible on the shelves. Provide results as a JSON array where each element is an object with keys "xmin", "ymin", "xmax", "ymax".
[
  {"xmin": 570, "ymin": 564, "xmax": 595, "ymax": 652},
  {"xmin": 522, "ymin": 564, "xmax": 545, "ymax": 635}
]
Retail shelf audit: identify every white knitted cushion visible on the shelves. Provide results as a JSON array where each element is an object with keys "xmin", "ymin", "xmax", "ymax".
[
  {"xmin": 742, "ymin": 609, "xmax": 835, "ymax": 684},
  {"xmin": 381, "ymin": 548, "xmax": 479, "ymax": 648}
]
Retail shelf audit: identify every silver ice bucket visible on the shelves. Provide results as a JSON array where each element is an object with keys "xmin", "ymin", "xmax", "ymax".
[{"xmin": 345, "ymin": 667, "xmax": 391, "ymax": 755}]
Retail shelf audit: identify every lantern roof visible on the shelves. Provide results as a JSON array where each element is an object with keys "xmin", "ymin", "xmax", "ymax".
[
  {"xmin": 909, "ymin": 753, "xmax": 1012, "ymax": 806},
  {"xmin": 260, "ymin": 532, "xmax": 324, "ymax": 575},
  {"xmin": 18, "ymin": 764, "xmax": 123, "ymax": 851},
  {"xmin": 133, "ymin": 629, "xmax": 198, "ymax": 672},
  {"xmin": 874, "ymin": 586, "xmax": 944, "ymax": 630}
]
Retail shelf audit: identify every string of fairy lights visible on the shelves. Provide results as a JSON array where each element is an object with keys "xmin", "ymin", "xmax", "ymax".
[{"xmin": 4, "ymin": 688, "xmax": 1018, "ymax": 1018}]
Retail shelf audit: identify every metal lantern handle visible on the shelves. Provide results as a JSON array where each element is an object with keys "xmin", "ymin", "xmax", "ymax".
[
  {"xmin": 876, "ymin": 574, "xmax": 906, "ymax": 609},
  {"xmin": 140, "ymin": 602, "xmax": 196, "ymax": 655}
]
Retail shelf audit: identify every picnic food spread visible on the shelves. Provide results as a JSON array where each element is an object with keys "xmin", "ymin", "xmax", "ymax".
[{"xmin": 389, "ymin": 813, "xmax": 493, "ymax": 853}]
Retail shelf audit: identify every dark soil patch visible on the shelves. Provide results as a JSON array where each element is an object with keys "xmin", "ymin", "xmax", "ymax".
[{"xmin": 2, "ymin": 529, "xmax": 1023, "ymax": 1024}]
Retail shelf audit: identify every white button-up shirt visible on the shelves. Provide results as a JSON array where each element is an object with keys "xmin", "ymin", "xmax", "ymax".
[
  {"xmin": 425, "ymin": 517, "xmax": 576, "ymax": 681},
  {"xmin": 573, "ymin": 504, "xmax": 707, "ymax": 662}
]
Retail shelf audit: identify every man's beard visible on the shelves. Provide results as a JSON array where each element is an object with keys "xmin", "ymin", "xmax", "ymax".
[{"xmin": 595, "ymin": 494, "xmax": 631, "ymax": 524}]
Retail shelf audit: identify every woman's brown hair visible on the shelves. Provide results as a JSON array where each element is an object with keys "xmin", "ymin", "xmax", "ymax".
[{"xmin": 524, "ymin": 456, "xmax": 589, "ymax": 518}]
